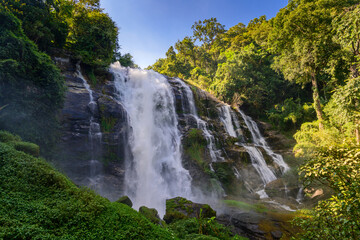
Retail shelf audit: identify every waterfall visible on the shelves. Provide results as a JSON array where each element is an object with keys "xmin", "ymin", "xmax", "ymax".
[
  {"xmin": 296, "ymin": 187, "xmax": 304, "ymax": 203},
  {"xmin": 218, "ymin": 104, "xmax": 290, "ymax": 198},
  {"xmin": 172, "ymin": 78, "xmax": 223, "ymax": 163},
  {"xmin": 243, "ymin": 146, "xmax": 277, "ymax": 184},
  {"xmin": 238, "ymin": 109, "xmax": 289, "ymax": 173},
  {"xmin": 110, "ymin": 63, "xmax": 192, "ymax": 217},
  {"xmin": 219, "ymin": 105, "xmax": 237, "ymax": 138},
  {"xmin": 75, "ymin": 64, "xmax": 103, "ymax": 189}
]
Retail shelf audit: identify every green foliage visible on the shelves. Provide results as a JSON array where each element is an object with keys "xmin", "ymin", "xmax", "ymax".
[
  {"xmin": 294, "ymin": 145, "xmax": 360, "ymax": 239},
  {"xmin": 1, "ymin": 0, "xmax": 68, "ymax": 52},
  {"xmin": 211, "ymin": 44, "xmax": 294, "ymax": 116},
  {"xmin": 118, "ymin": 53, "xmax": 136, "ymax": 68},
  {"xmin": 150, "ymin": 15, "xmax": 310, "ymax": 121},
  {"xmin": 294, "ymin": 78, "xmax": 360, "ymax": 156},
  {"xmin": 0, "ymin": 138, "xmax": 174, "ymax": 239},
  {"xmin": 139, "ymin": 206, "xmax": 162, "ymax": 225},
  {"xmin": 13, "ymin": 141, "xmax": 40, "ymax": 157},
  {"xmin": 168, "ymin": 217, "xmax": 239, "ymax": 240},
  {"xmin": 267, "ymin": 98, "xmax": 315, "ymax": 131},
  {"xmin": 0, "ymin": 130, "xmax": 21, "ymax": 143},
  {"xmin": 0, "ymin": 8, "xmax": 65, "ymax": 150},
  {"xmin": 325, "ymin": 78, "xmax": 360, "ymax": 141},
  {"xmin": 69, "ymin": 8, "xmax": 118, "ymax": 69},
  {"xmin": 333, "ymin": 3, "xmax": 360, "ymax": 77},
  {"xmin": 192, "ymin": 18, "xmax": 225, "ymax": 48}
]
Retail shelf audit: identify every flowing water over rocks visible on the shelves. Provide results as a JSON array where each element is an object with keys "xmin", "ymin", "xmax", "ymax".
[{"xmin": 110, "ymin": 64, "xmax": 193, "ymax": 216}]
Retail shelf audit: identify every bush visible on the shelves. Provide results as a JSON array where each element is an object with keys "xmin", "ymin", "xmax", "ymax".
[
  {"xmin": 294, "ymin": 145, "xmax": 360, "ymax": 239},
  {"xmin": 0, "ymin": 130, "xmax": 21, "ymax": 143},
  {"xmin": 14, "ymin": 141, "xmax": 40, "ymax": 157}
]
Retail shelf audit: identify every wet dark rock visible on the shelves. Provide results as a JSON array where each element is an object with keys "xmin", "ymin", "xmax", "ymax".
[
  {"xmin": 52, "ymin": 58, "xmax": 128, "ymax": 202},
  {"xmin": 217, "ymin": 211, "xmax": 266, "ymax": 240},
  {"xmin": 98, "ymin": 96, "xmax": 126, "ymax": 120},
  {"xmin": 271, "ymin": 230, "xmax": 283, "ymax": 239}
]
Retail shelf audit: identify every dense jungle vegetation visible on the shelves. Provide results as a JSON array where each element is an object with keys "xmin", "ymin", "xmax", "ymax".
[
  {"xmin": 0, "ymin": 0, "xmax": 359, "ymax": 239},
  {"xmin": 150, "ymin": 0, "xmax": 360, "ymax": 238}
]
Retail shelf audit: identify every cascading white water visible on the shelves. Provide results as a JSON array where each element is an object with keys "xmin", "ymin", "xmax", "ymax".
[
  {"xmin": 243, "ymin": 146, "xmax": 277, "ymax": 184},
  {"xmin": 219, "ymin": 105, "xmax": 237, "ymax": 138},
  {"xmin": 75, "ymin": 64, "xmax": 103, "ymax": 188},
  {"xmin": 218, "ymin": 105, "xmax": 289, "ymax": 198},
  {"xmin": 172, "ymin": 78, "xmax": 223, "ymax": 163},
  {"xmin": 238, "ymin": 109, "xmax": 290, "ymax": 173},
  {"xmin": 219, "ymin": 105, "xmax": 276, "ymax": 185},
  {"xmin": 110, "ymin": 63, "xmax": 193, "ymax": 217}
]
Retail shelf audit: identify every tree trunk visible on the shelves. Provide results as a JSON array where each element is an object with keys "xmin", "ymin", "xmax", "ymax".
[
  {"xmin": 350, "ymin": 64, "xmax": 359, "ymax": 78},
  {"xmin": 311, "ymin": 73, "xmax": 324, "ymax": 129}
]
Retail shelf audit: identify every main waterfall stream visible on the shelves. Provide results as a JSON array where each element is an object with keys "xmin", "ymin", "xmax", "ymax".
[{"xmin": 110, "ymin": 63, "xmax": 193, "ymax": 216}]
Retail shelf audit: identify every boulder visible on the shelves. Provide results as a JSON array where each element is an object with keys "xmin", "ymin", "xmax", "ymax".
[
  {"xmin": 116, "ymin": 196, "xmax": 133, "ymax": 207},
  {"xmin": 265, "ymin": 179, "xmax": 287, "ymax": 199},
  {"xmin": 139, "ymin": 206, "xmax": 162, "ymax": 225},
  {"xmin": 163, "ymin": 197, "xmax": 216, "ymax": 224}
]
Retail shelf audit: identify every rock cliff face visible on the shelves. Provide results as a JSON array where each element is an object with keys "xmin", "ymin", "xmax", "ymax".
[
  {"xmin": 52, "ymin": 57, "xmax": 129, "ymax": 200},
  {"xmin": 52, "ymin": 57, "xmax": 299, "ymax": 205}
]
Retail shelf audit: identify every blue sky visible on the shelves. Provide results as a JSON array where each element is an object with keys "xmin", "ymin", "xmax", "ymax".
[{"xmin": 100, "ymin": 0, "xmax": 288, "ymax": 68}]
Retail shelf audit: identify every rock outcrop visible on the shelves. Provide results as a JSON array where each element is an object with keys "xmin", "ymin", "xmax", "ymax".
[{"xmin": 163, "ymin": 197, "xmax": 216, "ymax": 224}]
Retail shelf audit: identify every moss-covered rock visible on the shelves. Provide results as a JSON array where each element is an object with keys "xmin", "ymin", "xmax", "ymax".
[
  {"xmin": 116, "ymin": 195, "xmax": 133, "ymax": 207},
  {"xmin": 163, "ymin": 197, "xmax": 216, "ymax": 224},
  {"xmin": 139, "ymin": 206, "xmax": 163, "ymax": 225}
]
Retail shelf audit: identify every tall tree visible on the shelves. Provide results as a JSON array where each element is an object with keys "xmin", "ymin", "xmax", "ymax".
[
  {"xmin": 191, "ymin": 17, "xmax": 225, "ymax": 49},
  {"xmin": 270, "ymin": 0, "xmax": 342, "ymax": 129}
]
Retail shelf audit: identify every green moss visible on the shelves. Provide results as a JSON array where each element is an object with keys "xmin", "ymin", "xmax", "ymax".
[
  {"xmin": 183, "ymin": 128, "xmax": 207, "ymax": 168},
  {"xmin": 101, "ymin": 116, "xmax": 117, "ymax": 132},
  {"xmin": 164, "ymin": 197, "xmax": 216, "ymax": 225}
]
